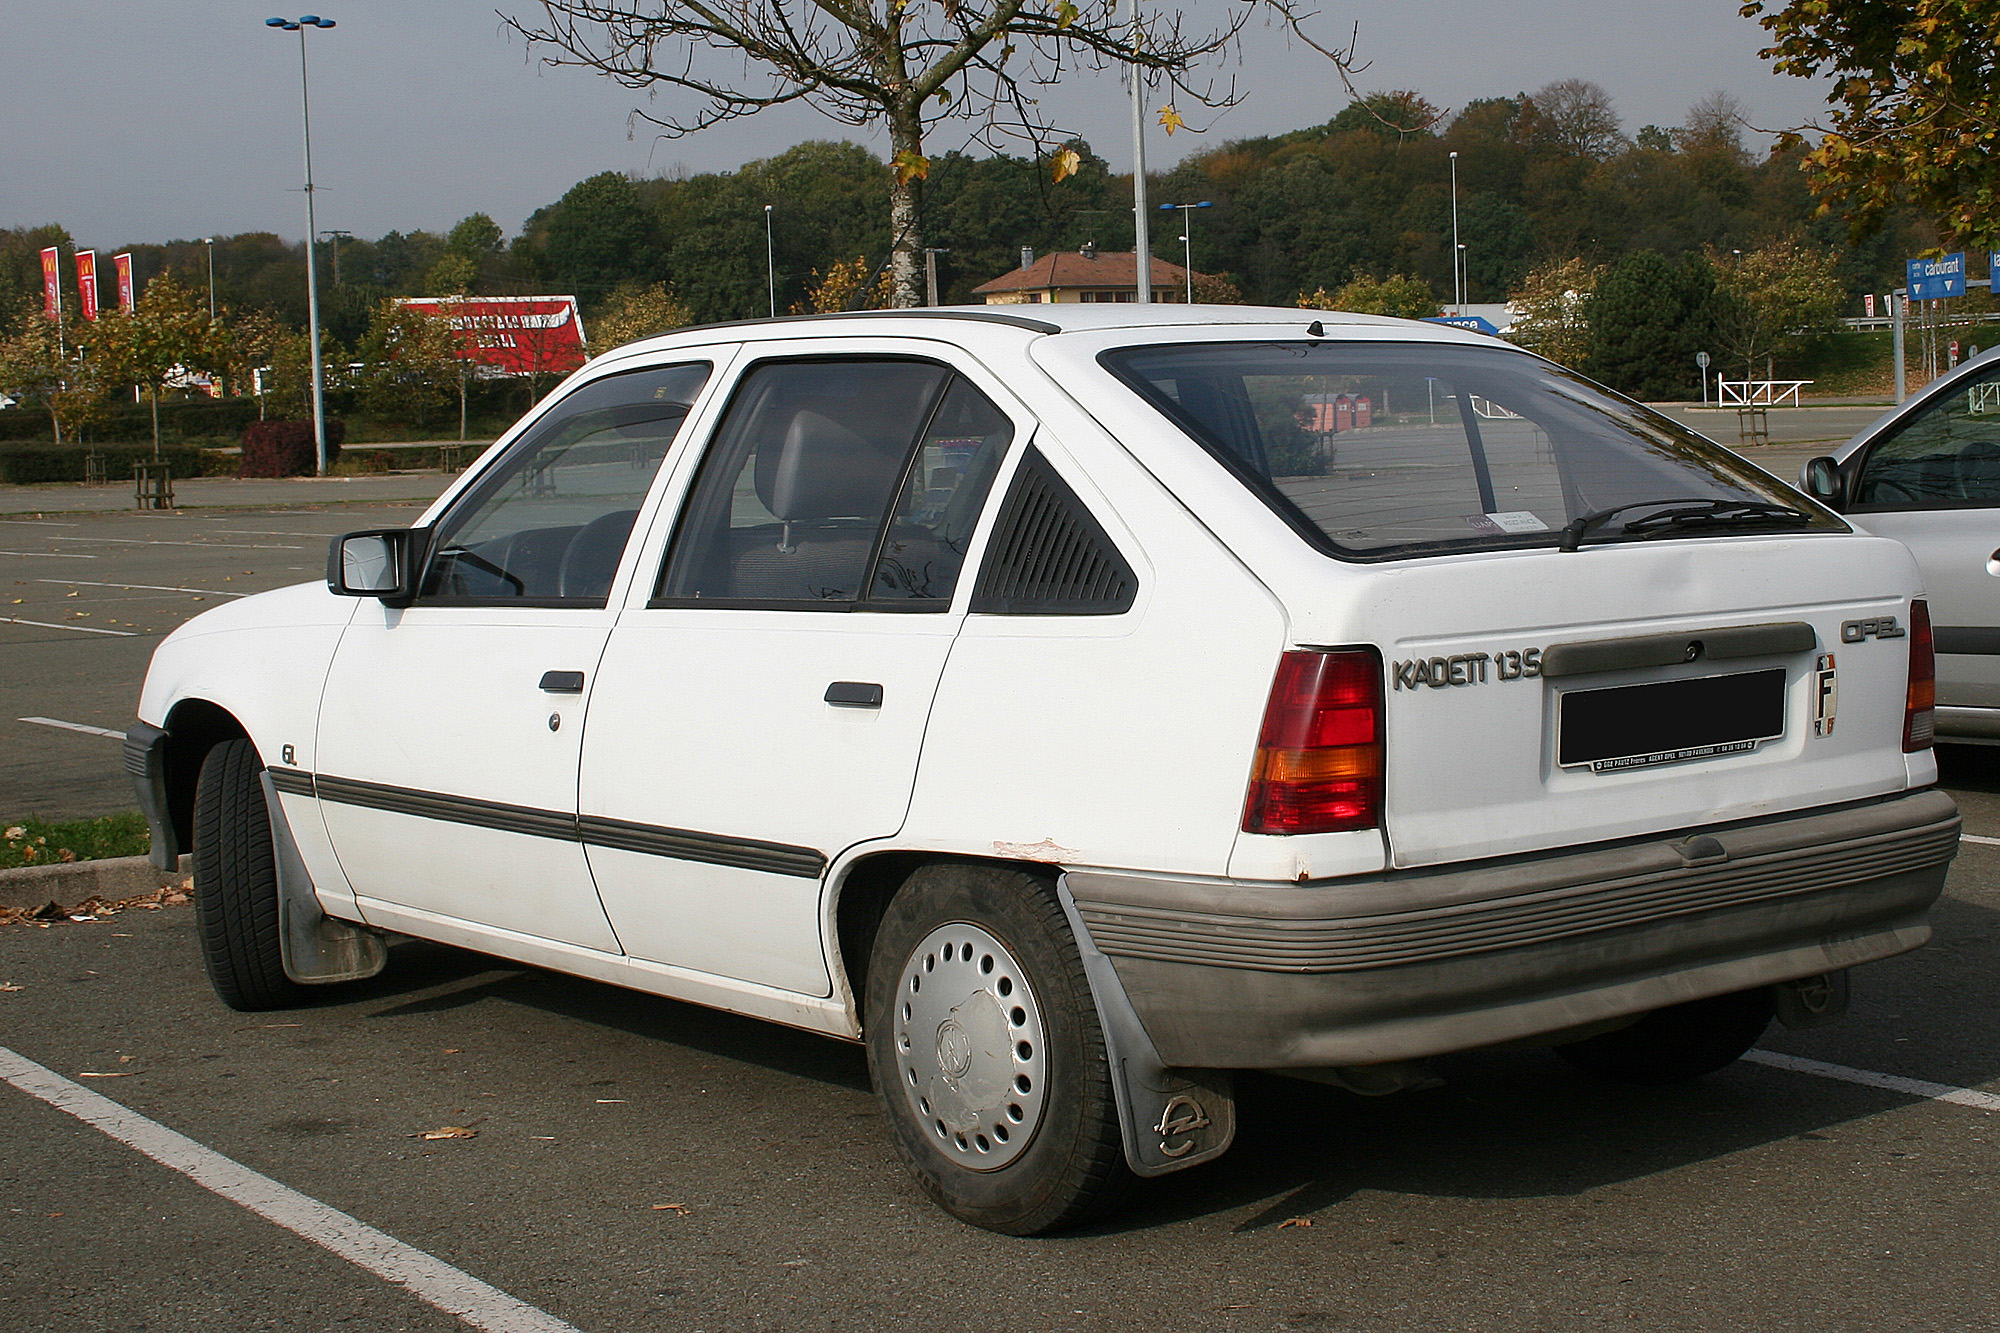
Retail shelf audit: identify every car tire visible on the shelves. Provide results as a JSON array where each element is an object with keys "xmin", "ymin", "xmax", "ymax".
[
  {"xmin": 864, "ymin": 862, "xmax": 1130, "ymax": 1235},
  {"xmin": 192, "ymin": 737, "xmax": 304, "ymax": 1011},
  {"xmin": 1555, "ymin": 987, "xmax": 1776, "ymax": 1085}
]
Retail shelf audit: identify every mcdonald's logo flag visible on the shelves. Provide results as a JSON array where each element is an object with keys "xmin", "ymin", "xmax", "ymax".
[
  {"xmin": 40, "ymin": 247, "xmax": 60, "ymax": 320},
  {"xmin": 113, "ymin": 253, "xmax": 135, "ymax": 311},
  {"xmin": 76, "ymin": 251, "xmax": 99, "ymax": 322}
]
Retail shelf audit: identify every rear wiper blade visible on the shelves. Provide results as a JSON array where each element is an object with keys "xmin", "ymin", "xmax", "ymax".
[{"xmin": 1559, "ymin": 498, "xmax": 1810, "ymax": 552}]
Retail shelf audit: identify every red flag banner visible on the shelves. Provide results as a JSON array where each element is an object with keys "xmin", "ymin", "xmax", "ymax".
[
  {"xmin": 76, "ymin": 250, "xmax": 99, "ymax": 322},
  {"xmin": 112, "ymin": 253, "xmax": 135, "ymax": 311},
  {"xmin": 396, "ymin": 296, "xmax": 588, "ymax": 377},
  {"xmin": 40, "ymin": 247, "xmax": 61, "ymax": 321}
]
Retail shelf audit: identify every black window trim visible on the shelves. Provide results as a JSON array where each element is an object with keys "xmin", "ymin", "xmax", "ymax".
[
  {"xmin": 411, "ymin": 358, "xmax": 713, "ymax": 610},
  {"xmin": 645, "ymin": 352, "xmax": 1007, "ymax": 613}
]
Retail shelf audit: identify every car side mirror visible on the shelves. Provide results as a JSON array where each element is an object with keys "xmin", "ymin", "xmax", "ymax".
[
  {"xmin": 327, "ymin": 527, "xmax": 430, "ymax": 604},
  {"xmin": 1800, "ymin": 456, "xmax": 1846, "ymax": 511}
]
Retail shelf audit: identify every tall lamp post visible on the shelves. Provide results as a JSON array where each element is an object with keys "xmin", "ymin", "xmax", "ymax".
[
  {"xmin": 1158, "ymin": 201, "xmax": 1211, "ymax": 302},
  {"xmin": 1127, "ymin": 0, "xmax": 1151, "ymax": 303},
  {"xmin": 1456, "ymin": 242, "xmax": 1468, "ymax": 312},
  {"xmin": 1448, "ymin": 151, "xmax": 1461, "ymax": 314},
  {"xmin": 266, "ymin": 14, "xmax": 336, "ymax": 476},
  {"xmin": 200, "ymin": 238, "xmax": 217, "ymax": 320},
  {"xmin": 763, "ymin": 205, "xmax": 776, "ymax": 318}
]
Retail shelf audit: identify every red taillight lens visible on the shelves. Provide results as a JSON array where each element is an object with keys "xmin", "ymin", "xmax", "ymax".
[
  {"xmin": 1242, "ymin": 649, "xmax": 1383, "ymax": 835},
  {"xmin": 1904, "ymin": 598, "xmax": 1935, "ymax": 752}
]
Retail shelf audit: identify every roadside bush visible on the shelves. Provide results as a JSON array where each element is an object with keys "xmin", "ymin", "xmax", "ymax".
[
  {"xmin": 0, "ymin": 397, "xmax": 259, "ymax": 444},
  {"xmin": 0, "ymin": 444, "xmax": 213, "ymax": 485},
  {"xmin": 240, "ymin": 419, "xmax": 345, "ymax": 477}
]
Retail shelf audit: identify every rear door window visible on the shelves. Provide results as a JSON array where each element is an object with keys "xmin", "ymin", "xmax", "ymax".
[{"xmin": 1852, "ymin": 368, "xmax": 2000, "ymax": 509}]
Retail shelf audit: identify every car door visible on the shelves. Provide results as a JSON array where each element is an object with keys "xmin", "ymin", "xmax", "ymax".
[
  {"xmin": 316, "ymin": 360, "xmax": 714, "ymax": 948},
  {"xmin": 578, "ymin": 348, "xmax": 1021, "ymax": 995},
  {"xmin": 1848, "ymin": 365, "xmax": 2000, "ymax": 721}
]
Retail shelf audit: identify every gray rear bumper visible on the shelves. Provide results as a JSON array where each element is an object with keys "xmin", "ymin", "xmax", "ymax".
[{"xmin": 1069, "ymin": 789, "xmax": 1959, "ymax": 1069}]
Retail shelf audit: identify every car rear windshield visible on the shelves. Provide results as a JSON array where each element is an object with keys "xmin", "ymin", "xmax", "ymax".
[{"xmin": 1100, "ymin": 340, "xmax": 1841, "ymax": 559}]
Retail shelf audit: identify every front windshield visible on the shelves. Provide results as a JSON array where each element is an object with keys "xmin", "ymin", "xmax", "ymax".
[{"xmin": 1101, "ymin": 340, "xmax": 1841, "ymax": 559}]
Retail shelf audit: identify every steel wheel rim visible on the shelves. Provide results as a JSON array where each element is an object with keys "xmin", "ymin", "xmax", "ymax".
[{"xmin": 893, "ymin": 921, "xmax": 1049, "ymax": 1172}]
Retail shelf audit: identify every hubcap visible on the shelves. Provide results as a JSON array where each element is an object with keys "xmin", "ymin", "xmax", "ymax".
[{"xmin": 893, "ymin": 922, "xmax": 1048, "ymax": 1171}]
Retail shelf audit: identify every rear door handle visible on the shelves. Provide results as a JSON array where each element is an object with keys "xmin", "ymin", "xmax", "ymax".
[
  {"xmin": 824, "ymin": 681, "xmax": 883, "ymax": 708},
  {"xmin": 539, "ymin": 670, "xmax": 586, "ymax": 694}
]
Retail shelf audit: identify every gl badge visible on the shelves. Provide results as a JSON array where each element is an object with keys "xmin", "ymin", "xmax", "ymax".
[{"xmin": 1813, "ymin": 652, "xmax": 1837, "ymax": 737}]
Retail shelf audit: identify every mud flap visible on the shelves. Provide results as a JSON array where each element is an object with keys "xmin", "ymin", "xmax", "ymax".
[
  {"xmin": 260, "ymin": 772, "xmax": 387, "ymax": 985},
  {"xmin": 1056, "ymin": 873, "xmax": 1235, "ymax": 1177}
]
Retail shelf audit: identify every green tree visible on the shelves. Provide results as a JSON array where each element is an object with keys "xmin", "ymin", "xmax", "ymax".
[
  {"xmin": 355, "ymin": 299, "xmax": 459, "ymax": 430},
  {"xmin": 533, "ymin": 172, "xmax": 664, "ymax": 298},
  {"xmin": 589, "ymin": 281, "xmax": 694, "ymax": 350},
  {"xmin": 1299, "ymin": 269, "xmax": 1439, "ymax": 318},
  {"xmin": 1584, "ymin": 250, "xmax": 1718, "ymax": 400},
  {"xmin": 94, "ymin": 272, "xmax": 228, "ymax": 455},
  {"xmin": 1709, "ymin": 237, "xmax": 1847, "ymax": 380},
  {"xmin": 1745, "ymin": 0, "xmax": 2000, "ymax": 247},
  {"xmin": 1507, "ymin": 257, "xmax": 1605, "ymax": 369},
  {"xmin": 0, "ymin": 300, "xmax": 103, "ymax": 445}
]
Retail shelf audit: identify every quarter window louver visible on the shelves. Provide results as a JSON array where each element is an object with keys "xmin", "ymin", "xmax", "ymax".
[{"xmin": 970, "ymin": 449, "xmax": 1136, "ymax": 615}]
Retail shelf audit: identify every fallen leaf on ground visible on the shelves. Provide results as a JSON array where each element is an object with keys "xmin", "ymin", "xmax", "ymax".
[
  {"xmin": 1277, "ymin": 1217, "xmax": 1314, "ymax": 1229},
  {"xmin": 0, "ymin": 982, "xmax": 21, "ymax": 992},
  {"xmin": 78, "ymin": 1071, "xmax": 132, "ymax": 1078},
  {"xmin": 442, "ymin": 1048, "xmax": 462, "ymax": 1054},
  {"xmin": 418, "ymin": 1125, "xmax": 479, "ymax": 1140},
  {"xmin": 651, "ymin": 1203, "xmax": 690, "ymax": 1214}
]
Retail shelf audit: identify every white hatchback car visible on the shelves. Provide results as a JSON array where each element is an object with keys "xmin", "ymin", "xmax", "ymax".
[
  {"xmin": 131, "ymin": 306, "xmax": 1958, "ymax": 1234},
  {"xmin": 1800, "ymin": 348, "xmax": 2000, "ymax": 743}
]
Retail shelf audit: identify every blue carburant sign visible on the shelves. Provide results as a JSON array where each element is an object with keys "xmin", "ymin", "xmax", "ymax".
[
  {"xmin": 1907, "ymin": 252, "xmax": 1966, "ymax": 301},
  {"xmin": 1423, "ymin": 314, "xmax": 1500, "ymax": 335}
]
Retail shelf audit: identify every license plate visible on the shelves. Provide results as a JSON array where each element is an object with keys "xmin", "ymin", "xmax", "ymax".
[{"xmin": 1558, "ymin": 667, "xmax": 1786, "ymax": 772}]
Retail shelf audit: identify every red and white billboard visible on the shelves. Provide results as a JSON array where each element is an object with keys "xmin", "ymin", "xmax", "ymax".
[
  {"xmin": 76, "ymin": 250, "xmax": 98, "ymax": 321},
  {"xmin": 397, "ymin": 295, "xmax": 588, "ymax": 377},
  {"xmin": 40, "ymin": 247, "xmax": 60, "ymax": 321}
]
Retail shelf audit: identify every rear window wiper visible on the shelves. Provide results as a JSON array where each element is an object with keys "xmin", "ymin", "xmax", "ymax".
[{"xmin": 1560, "ymin": 499, "xmax": 1812, "ymax": 552}]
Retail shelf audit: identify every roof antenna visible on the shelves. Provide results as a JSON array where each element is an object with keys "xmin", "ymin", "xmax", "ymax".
[{"xmin": 1306, "ymin": 320, "xmax": 1325, "ymax": 338}]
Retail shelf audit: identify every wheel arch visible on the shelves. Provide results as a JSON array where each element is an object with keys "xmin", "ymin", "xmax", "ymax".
[{"xmin": 158, "ymin": 698, "xmax": 250, "ymax": 863}]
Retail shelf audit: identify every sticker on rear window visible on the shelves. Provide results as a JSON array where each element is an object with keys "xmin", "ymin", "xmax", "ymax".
[{"xmin": 1466, "ymin": 511, "xmax": 1549, "ymax": 534}]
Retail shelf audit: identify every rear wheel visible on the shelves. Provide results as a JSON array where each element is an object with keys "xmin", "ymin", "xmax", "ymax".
[
  {"xmin": 192, "ymin": 738, "xmax": 303, "ymax": 1011},
  {"xmin": 1556, "ymin": 987, "xmax": 1775, "ymax": 1084},
  {"xmin": 864, "ymin": 863, "xmax": 1129, "ymax": 1235}
]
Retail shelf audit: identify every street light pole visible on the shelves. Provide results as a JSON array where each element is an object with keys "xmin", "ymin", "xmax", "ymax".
[
  {"xmin": 201, "ymin": 238, "xmax": 216, "ymax": 320},
  {"xmin": 1158, "ymin": 201, "xmax": 1211, "ymax": 301},
  {"xmin": 763, "ymin": 204, "xmax": 776, "ymax": 318},
  {"xmin": 1448, "ymin": 151, "xmax": 1461, "ymax": 314},
  {"xmin": 1127, "ymin": 0, "xmax": 1151, "ymax": 303},
  {"xmin": 267, "ymin": 14, "xmax": 336, "ymax": 476},
  {"xmin": 923, "ymin": 248, "xmax": 950, "ymax": 306}
]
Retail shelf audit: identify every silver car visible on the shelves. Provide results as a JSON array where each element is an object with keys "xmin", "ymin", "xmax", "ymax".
[{"xmin": 1802, "ymin": 350, "xmax": 2000, "ymax": 743}]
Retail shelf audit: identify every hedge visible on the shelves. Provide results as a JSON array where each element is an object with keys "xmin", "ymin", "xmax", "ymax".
[
  {"xmin": 0, "ymin": 444, "xmax": 217, "ymax": 485},
  {"xmin": 240, "ymin": 419, "xmax": 344, "ymax": 477},
  {"xmin": 0, "ymin": 398, "xmax": 261, "ymax": 444}
]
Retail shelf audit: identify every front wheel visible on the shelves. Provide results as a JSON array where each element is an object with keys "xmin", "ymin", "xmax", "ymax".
[
  {"xmin": 192, "ymin": 738, "xmax": 304, "ymax": 1011},
  {"xmin": 864, "ymin": 863, "xmax": 1129, "ymax": 1235},
  {"xmin": 1556, "ymin": 987, "xmax": 1776, "ymax": 1085}
]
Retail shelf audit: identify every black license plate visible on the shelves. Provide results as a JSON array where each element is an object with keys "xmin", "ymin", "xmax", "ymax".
[{"xmin": 1558, "ymin": 667, "xmax": 1786, "ymax": 772}]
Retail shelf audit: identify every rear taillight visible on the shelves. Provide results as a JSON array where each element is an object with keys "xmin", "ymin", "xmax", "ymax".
[
  {"xmin": 1904, "ymin": 599, "xmax": 1935, "ymax": 752},
  {"xmin": 1242, "ymin": 649, "xmax": 1383, "ymax": 835}
]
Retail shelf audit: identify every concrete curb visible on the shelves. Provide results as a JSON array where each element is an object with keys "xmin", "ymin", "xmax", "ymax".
[{"xmin": 0, "ymin": 854, "xmax": 191, "ymax": 910}]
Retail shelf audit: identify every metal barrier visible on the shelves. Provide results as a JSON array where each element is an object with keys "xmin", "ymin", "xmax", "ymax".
[
  {"xmin": 133, "ymin": 460, "xmax": 175, "ymax": 510},
  {"xmin": 84, "ymin": 451, "xmax": 108, "ymax": 486},
  {"xmin": 1717, "ymin": 379, "xmax": 1813, "ymax": 407}
]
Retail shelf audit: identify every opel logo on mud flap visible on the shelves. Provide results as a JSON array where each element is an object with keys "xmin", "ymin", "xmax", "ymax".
[
  {"xmin": 935, "ymin": 1018, "xmax": 973, "ymax": 1079},
  {"xmin": 1154, "ymin": 1094, "xmax": 1211, "ymax": 1158}
]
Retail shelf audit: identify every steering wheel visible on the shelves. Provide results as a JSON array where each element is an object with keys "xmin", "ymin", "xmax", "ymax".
[{"xmin": 557, "ymin": 510, "xmax": 640, "ymax": 600}]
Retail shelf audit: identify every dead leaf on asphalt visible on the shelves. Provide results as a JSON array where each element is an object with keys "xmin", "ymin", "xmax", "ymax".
[
  {"xmin": 651, "ymin": 1203, "xmax": 691, "ymax": 1214},
  {"xmin": 78, "ymin": 1071, "xmax": 132, "ymax": 1078},
  {"xmin": 1277, "ymin": 1217, "xmax": 1314, "ymax": 1229},
  {"xmin": 417, "ymin": 1125, "xmax": 480, "ymax": 1140},
  {"xmin": 0, "ymin": 982, "xmax": 21, "ymax": 992},
  {"xmin": 1, "ymin": 883, "xmax": 192, "ymax": 929}
]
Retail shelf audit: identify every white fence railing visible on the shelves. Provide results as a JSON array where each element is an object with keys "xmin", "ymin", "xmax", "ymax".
[{"xmin": 1717, "ymin": 379, "xmax": 1813, "ymax": 407}]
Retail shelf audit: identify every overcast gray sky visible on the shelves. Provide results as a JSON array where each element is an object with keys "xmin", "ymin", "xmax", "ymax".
[{"xmin": 2, "ymin": 1, "xmax": 1833, "ymax": 252}]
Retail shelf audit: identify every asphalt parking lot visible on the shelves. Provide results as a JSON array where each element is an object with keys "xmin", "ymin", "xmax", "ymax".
[{"xmin": 5, "ymin": 415, "xmax": 1996, "ymax": 1332}]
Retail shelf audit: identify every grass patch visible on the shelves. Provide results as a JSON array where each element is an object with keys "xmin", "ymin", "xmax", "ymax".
[{"xmin": 0, "ymin": 812, "xmax": 151, "ymax": 869}]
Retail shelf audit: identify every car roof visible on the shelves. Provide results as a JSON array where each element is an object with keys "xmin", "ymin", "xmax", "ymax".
[{"xmin": 602, "ymin": 302, "xmax": 1503, "ymax": 359}]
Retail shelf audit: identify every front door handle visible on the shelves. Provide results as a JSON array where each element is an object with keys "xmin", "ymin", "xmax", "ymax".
[
  {"xmin": 825, "ymin": 681, "xmax": 883, "ymax": 708},
  {"xmin": 539, "ymin": 670, "xmax": 586, "ymax": 694}
]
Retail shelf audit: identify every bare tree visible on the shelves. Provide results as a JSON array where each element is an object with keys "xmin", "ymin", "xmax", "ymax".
[
  {"xmin": 505, "ymin": 0, "xmax": 1364, "ymax": 307},
  {"xmin": 1675, "ymin": 90, "xmax": 1749, "ymax": 158},
  {"xmin": 1530, "ymin": 78, "xmax": 1626, "ymax": 160}
]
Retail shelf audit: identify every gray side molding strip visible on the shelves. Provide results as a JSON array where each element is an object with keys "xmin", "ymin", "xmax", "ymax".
[
  {"xmin": 1055, "ymin": 873, "xmax": 1234, "ymax": 1178},
  {"xmin": 260, "ymin": 771, "xmax": 388, "ymax": 986}
]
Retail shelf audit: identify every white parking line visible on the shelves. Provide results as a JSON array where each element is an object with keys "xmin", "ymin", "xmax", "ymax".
[
  {"xmin": 19, "ymin": 716, "xmax": 128, "ymax": 740},
  {"xmin": 0, "ymin": 518, "xmax": 80, "ymax": 526},
  {"xmin": 1744, "ymin": 1049, "xmax": 2000, "ymax": 1111},
  {"xmin": 36, "ymin": 578, "xmax": 246, "ymax": 598},
  {"xmin": 51, "ymin": 536, "xmax": 302, "ymax": 551},
  {"xmin": 0, "ymin": 616, "xmax": 136, "ymax": 637},
  {"xmin": 0, "ymin": 1047, "xmax": 586, "ymax": 1333},
  {"xmin": 0, "ymin": 550, "xmax": 96, "ymax": 559},
  {"xmin": 1960, "ymin": 833, "xmax": 2000, "ymax": 848}
]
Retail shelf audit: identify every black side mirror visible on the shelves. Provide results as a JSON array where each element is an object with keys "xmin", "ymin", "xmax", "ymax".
[
  {"xmin": 1800, "ymin": 456, "xmax": 1846, "ymax": 511},
  {"xmin": 327, "ymin": 527, "xmax": 430, "ymax": 605}
]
